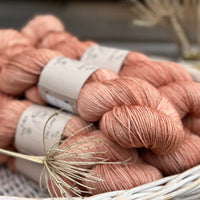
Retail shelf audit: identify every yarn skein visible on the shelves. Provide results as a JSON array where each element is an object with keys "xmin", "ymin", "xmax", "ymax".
[
  {"xmin": 158, "ymin": 81, "xmax": 200, "ymax": 118},
  {"xmin": 0, "ymin": 98, "xmax": 93, "ymax": 163},
  {"xmin": 0, "ymin": 47, "xmax": 117, "ymax": 96},
  {"xmin": 4, "ymin": 98, "xmax": 138, "ymax": 166},
  {"xmin": 22, "ymin": 15, "xmax": 200, "ymax": 122},
  {"xmin": 0, "ymin": 36, "xmax": 185, "ymax": 155},
  {"xmin": 182, "ymin": 116, "xmax": 200, "ymax": 136},
  {"xmin": 1, "ymin": 15, "xmax": 185, "ymax": 155},
  {"xmin": 26, "ymin": 15, "xmax": 193, "ymax": 88},
  {"xmin": 140, "ymin": 129, "xmax": 200, "ymax": 175},
  {"xmin": 38, "ymin": 29, "xmax": 195, "ymax": 113},
  {"xmin": 48, "ymin": 130, "xmax": 139, "ymax": 197},
  {"xmin": 39, "ymin": 31, "xmax": 194, "ymax": 91},
  {"xmin": 8, "ymin": 129, "xmax": 139, "ymax": 197},
  {"xmin": 0, "ymin": 96, "xmax": 31, "ymax": 163},
  {"xmin": 37, "ymin": 23, "xmax": 200, "ymax": 134},
  {"xmin": 60, "ymin": 130, "xmax": 139, "ymax": 167},
  {"xmin": 0, "ymin": 29, "xmax": 31, "ymax": 70},
  {"xmin": 22, "ymin": 15, "xmax": 193, "ymax": 91},
  {"xmin": 78, "ymin": 76, "xmax": 184, "ymax": 155},
  {"xmin": 83, "ymin": 162, "xmax": 163, "ymax": 195},
  {"xmin": 22, "ymin": 64, "xmax": 185, "ymax": 155},
  {"xmin": 0, "ymin": 47, "xmax": 62, "ymax": 95},
  {"xmin": 21, "ymin": 15, "xmax": 65, "ymax": 46},
  {"xmin": 22, "ymin": 15, "xmax": 197, "ymax": 119},
  {"xmin": 22, "ymin": 15, "xmax": 148, "ymax": 64},
  {"xmin": 6, "ymin": 59, "xmax": 184, "ymax": 155}
]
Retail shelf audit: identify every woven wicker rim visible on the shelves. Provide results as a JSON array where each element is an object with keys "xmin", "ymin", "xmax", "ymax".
[{"xmin": 1, "ymin": 164, "xmax": 200, "ymax": 200}]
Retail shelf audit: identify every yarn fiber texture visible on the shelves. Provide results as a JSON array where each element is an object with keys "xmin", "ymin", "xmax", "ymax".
[
  {"xmin": 0, "ymin": 29, "xmax": 31, "ymax": 70},
  {"xmin": 78, "ymin": 76, "xmax": 184, "ymax": 155},
  {"xmin": 25, "ymin": 15, "xmax": 200, "ymax": 124},
  {"xmin": 1, "ymin": 14, "xmax": 199, "ymax": 197},
  {"xmin": 140, "ymin": 129, "xmax": 200, "ymax": 175},
  {"xmin": 0, "ymin": 47, "xmax": 62, "ymax": 95},
  {"xmin": 2, "ymin": 52, "xmax": 184, "ymax": 155},
  {"xmin": 21, "ymin": 15, "xmax": 65, "ymax": 46},
  {"xmin": 9, "ymin": 128, "xmax": 139, "ymax": 197},
  {"xmin": 83, "ymin": 162, "xmax": 163, "ymax": 195},
  {"xmin": 0, "ymin": 95, "xmax": 31, "ymax": 163},
  {"xmin": 2, "ymin": 23, "xmax": 185, "ymax": 156}
]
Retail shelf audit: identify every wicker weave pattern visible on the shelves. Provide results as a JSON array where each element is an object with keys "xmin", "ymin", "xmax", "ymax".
[
  {"xmin": 0, "ymin": 165, "xmax": 49, "ymax": 198},
  {"xmin": 0, "ymin": 164, "xmax": 200, "ymax": 199}
]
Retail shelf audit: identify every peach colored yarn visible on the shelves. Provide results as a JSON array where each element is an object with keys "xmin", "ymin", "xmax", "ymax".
[
  {"xmin": 0, "ymin": 47, "xmax": 62, "ymax": 95},
  {"xmin": 48, "ymin": 130, "xmax": 139, "ymax": 197},
  {"xmin": 37, "ymin": 26, "xmax": 199, "ymax": 123},
  {"xmin": 127, "ymin": 60, "xmax": 200, "ymax": 136},
  {"xmin": 0, "ymin": 29, "xmax": 30, "ymax": 52},
  {"xmin": 6, "ymin": 106, "xmax": 138, "ymax": 166},
  {"xmin": 26, "ymin": 16, "xmax": 200, "ymax": 121},
  {"xmin": 39, "ymin": 31, "xmax": 149, "ymax": 64},
  {"xmin": 0, "ymin": 99, "xmax": 93, "ymax": 163},
  {"xmin": 9, "ymin": 128, "xmax": 139, "ymax": 197},
  {"xmin": 140, "ymin": 129, "xmax": 200, "ymax": 175},
  {"xmin": 158, "ymin": 81, "xmax": 200, "ymax": 118},
  {"xmin": 118, "ymin": 59, "xmax": 199, "ymax": 125},
  {"xmin": 6, "ymin": 50, "xmax": 184, "ymax": 155},
  {"xmin": 120, "ymin": 60, "xmax": 192, "ymax": 88},
  {"xmin": 22, "ymin": 15, "xmax": 195, "ymax": 117},
  {"xmin": 22, "ymin": 15, "xmax": 193, "ymax": 91},
  {"xmin": 25, "ymin": 86, "xmax": 46, "ymax": 105},
  {"xmin": 0, "ymin": 29, "xmax": 30, "ymax": 70},
  {"xmin": 0, "ymin": 97, "xmax": 31, "ymax": 163},
  {"xmin": 60, "ymin": 130, "xmax": 139, "ymax": 168},
  {"xmin": 37, "ymin": 26, "xmax": 199, "ymax": 125},
  {"xmin": 8, "ymin": 114, "xmax": 96, "ymax": 169},
  {"xmin": 31, "ymin": 16, "xmax": 192, "ymax": 88},
  {"xmin": 30, "ymin": 15, "xmax": 192, "ymax": 85},
  {"xmin": 0, "ymin": 99, "xmax": 32, "ymax": 148},
  {"xmin": 83, "ymin": 162, "xmax": 163, "ymax": 195},
  {"xmin": 23, "ymin": 71, "xmax": 184, "ymax": 155},
  {"xmin": 0, "ymin": 46, "xmax": 119, "ymax": 99},
  {"xmin": 22, "ymin": 16, "xmax": 149, "ymax": 66},
  {"xmin": 25, "ymin": 67, "xmax": 118, "ymax": 104},
  {"xmin": 21, "ymin": 15, "xmax": 65, "ymax": 46},
  {"xmin": 27, "ymin": 15, "xmax": 200, "ymax": 125},
  {"xmin": 78, "ymin": 76, "xmax": 184, "ymax": 155},
  {"xmin": 183, "ymin": 116, "xmax": 200, "ymax": 136}
]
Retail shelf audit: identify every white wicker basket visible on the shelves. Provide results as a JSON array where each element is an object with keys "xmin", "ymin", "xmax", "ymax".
[{"xmin": 1, "ymin": 163, "xmax": 200, "ymax": 200}]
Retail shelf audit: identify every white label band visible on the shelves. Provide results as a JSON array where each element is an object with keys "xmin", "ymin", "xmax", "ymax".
[
  {"xmin": 81, "ymin": 45, "xmax": 129, "ymax": 73},
  {"xmin": 38, "ymin": 57, "xmax": 99, "ymax": 113},
  {"xmin": 15, "ymin": 158, "xmax": 46, "ymax": 187},
  {"xmin": 15, "ymin": 105, "xmax": 73, "ymax": 156}
]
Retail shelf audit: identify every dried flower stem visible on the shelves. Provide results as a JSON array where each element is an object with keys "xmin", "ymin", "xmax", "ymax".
[
  {"xmin": 0, "ymin": 148, "xmax": 44, "ymax": 164},
  {"xmin": 0, "ymin": 108, "xmax": 130, "ymax": 197},
  {"xmin": 131, "ymin": 0, "xmax": 200, "ymax": 59}
]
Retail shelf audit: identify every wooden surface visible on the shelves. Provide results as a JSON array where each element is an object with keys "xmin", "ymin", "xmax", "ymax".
[
  {"xmin": 0, "ymin": 1, "xmax": 170, "ymax": 41},
  {"xmin": 0, "ymin": 1, "xmax": 176, "ymax": 57}
]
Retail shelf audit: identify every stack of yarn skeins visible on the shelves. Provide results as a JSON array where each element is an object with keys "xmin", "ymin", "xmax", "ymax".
[{"xmin": 0, "ymin": 15, "xmax": 200, "ymax": 197}]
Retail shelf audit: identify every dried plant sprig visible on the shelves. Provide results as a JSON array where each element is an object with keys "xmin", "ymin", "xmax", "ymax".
[
  {"xmin": 0, "ymin": 109, "xmax": 130, "ymax": 198},
  {"xmin": 130, "ymin": 0, "xmax": 200, "ymax": 59}
]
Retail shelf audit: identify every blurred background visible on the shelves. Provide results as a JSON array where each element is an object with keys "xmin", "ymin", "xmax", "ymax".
[{"xmin": 0, "ymin": 0, "xmax": 178, "ymax": 58}]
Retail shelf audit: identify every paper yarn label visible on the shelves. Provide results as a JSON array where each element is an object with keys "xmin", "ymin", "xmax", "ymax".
[
  {"xmin": 15, "ymin": 158, "xmax": 46, "ymax": 187},
  {"xmin": 81, "ymin": 45, "xmax": 129, "ymax": 73},
  {"xmin": 15, "ymin": 105, "xmax": 73, "ymax": 155},
  {"xmin": 38, "ymin": 57, "xmax": 99, "ymax": 113}
]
